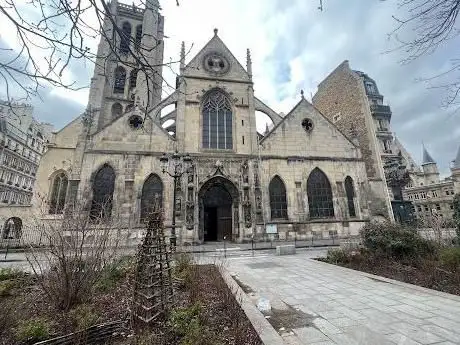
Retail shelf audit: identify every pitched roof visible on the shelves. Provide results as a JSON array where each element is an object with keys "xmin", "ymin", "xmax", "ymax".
[
  {"xmin": 259, "ymin": 96, "xmax": 358, "ymax": 148},
  {"xmin": 422, "ymin": 145, "xmax": 436, "ymax": 165}
]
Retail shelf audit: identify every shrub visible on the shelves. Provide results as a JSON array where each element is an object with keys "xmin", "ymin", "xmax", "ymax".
[
  {"xmin": 0, "ymin": 279, "xmax": 17, "ymax": 297},
  {"xmin": 25, "ymin": 200, "xmax": 122, "ymax": 311},
  {"xmin": 69, "ymin": 304, "xmax": 100, "ymax": 330},
  {"xmin": 168, "ymin": 303, "xmax": 202, "ymax": 337},
  {"xmin": 440, "ymin": 247, "xmax": 460, "ymax": 271},
  {"xmin": 95, "ymin": 256, "xmax": 134, "ymax": 292},
  {"xmin": 14, "ymin": 318, "xmax": 53, "ymax": 343},
  {"xmin": 173, "ymin": 253, "xmax": 194, "ymax": 289},
  {"xmin": 325, "ymin": 248, "xmax": 350, "ymax": 264},
  {"xmin": 360, "ymin": 222, "xmax": 438, "ymax": 260},
  {"xmin": 0, "ymin": 267, "xmax": 24, "ymax": 281}
]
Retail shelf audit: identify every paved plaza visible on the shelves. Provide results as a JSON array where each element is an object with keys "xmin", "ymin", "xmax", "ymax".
[{"xmin": 226, "ymin": 253, "xmax": 460, "ymax": 345}]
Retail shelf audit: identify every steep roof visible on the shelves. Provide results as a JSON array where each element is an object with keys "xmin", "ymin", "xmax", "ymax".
[
  {"xmin": 453, "ymin": 145, "xmax": 460, "ymax": 169},
  {"xmin": 422, "ymin": 145, "xmax": 436, "ymax": 165}
]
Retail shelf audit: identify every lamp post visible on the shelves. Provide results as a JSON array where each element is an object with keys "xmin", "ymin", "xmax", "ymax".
[{"xmin": 159, "ymin": 151, "xmax": 193, "ymax": 247}]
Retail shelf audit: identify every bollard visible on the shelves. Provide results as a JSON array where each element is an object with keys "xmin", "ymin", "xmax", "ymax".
[
  {"xmin": 332, "ymin": 232, "xmax": 335, "ymax": 245},
  {"xmin": 311, "ymin": 234, "xmax": 314, "ymax": 247},
  {"xmin": 294, "ymin": 233, "xmax": 297, "ymax": 248},
  {"xmin": 223, "ymin": 236, "xmax": 227, "ymax": 258},
  {"xmin": 251, "ymin": 235, "xmax": 254, "ymax": 257}
]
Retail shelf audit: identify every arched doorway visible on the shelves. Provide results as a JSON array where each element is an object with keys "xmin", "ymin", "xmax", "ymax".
[
  {"xmin": 2, "ymin": 217, "xmax": 22, "ymax": 239},
  {"xmin": 199, "ymin": 177, "xmax": 239, "ymax": 242}
]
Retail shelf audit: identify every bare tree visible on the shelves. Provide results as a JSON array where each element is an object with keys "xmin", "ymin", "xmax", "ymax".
[
  {"xmin": 0, "ymin": 0, "xmax": 181, "ymax": 111},
  {"xmin": 388, "ymin": 0, "xmax": 460, "ymax": 107},
  {"xmin": 26, "ymin": 194, "xmax": 123, "ymax": 311}
]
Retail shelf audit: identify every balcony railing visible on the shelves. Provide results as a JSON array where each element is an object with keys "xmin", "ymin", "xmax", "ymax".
[{"xmin": 370, "ymin": 104, "xmax": 392, "ymax": 117}]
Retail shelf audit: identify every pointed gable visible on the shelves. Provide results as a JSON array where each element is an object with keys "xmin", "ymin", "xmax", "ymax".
[
  {"xmin": 183, "ymin": 29, "xmax": 250, "ymax": 82},
  {"xmin": 260, "ymin": 98, "xmax": 360, "ymax": 159},
  {"xmin": 91, "ymin": 110, "xmax": 173, "ymax": 152}
]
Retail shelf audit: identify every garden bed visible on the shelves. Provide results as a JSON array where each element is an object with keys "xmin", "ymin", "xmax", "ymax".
[
  {"xmin": 318, "ymin": 254, "xmax": 460, "ymax": 296},
  {"xmin": 0, "ymin": 261, "xmax": 262, "ymax": 345}
]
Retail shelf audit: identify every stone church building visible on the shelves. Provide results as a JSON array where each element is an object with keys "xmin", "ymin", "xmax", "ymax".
[{"xmin": 0, "ymin": 0, "xmax": 393, "ymax": 245}]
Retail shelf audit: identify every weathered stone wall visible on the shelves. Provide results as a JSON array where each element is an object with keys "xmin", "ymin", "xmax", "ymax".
[{"xmin": 313, "ymin": 61, "xmax": 393, "ymax": 220}]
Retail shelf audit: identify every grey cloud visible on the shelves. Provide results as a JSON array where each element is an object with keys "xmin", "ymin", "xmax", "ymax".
[{"xmin": 260, "ymin": 0, "xmax": 459, "ymax": 175}]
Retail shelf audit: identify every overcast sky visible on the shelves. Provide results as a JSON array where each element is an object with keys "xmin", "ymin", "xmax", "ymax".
[{"xmin": 3, "ymin": 0, "xmax": 460, "ymax": 175}]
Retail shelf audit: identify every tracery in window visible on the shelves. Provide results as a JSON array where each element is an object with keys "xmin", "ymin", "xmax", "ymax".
[
  {"xmin": 307, "ymin": 168, "xmax": 334, "ymax": 218},
  {"xmin": 202, "ymin": 90, "xmax": 233, "ymax": 150},
  {"xmin": 90, "ymin": 164, "xmax": 115, "ymax": 220},
  {"xmin": 140, "ymin": 174, "xmax": 163, "ymax": 222},
  {"xmin": 269, "ymin": 176, "xmax": 288, "ymax": 219},
  {"xmin": 49, "ymin": 171, "xmax": 68, "ymax": 214}
]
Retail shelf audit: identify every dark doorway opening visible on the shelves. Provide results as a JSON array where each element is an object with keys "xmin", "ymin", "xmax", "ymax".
[{"xmin": 202, "ymin": 184, "xmax": 233, "ymax": 242}]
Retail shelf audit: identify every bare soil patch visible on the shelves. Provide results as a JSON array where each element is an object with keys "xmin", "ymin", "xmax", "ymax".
[{"xmin": 0, "ymin": 263, "xmax": 262, "ymax": 345}]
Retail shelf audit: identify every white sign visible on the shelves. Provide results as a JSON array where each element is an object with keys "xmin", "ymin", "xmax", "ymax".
[{"xmin": 266, "ymin": 224, "xmax": 278, "ymax": 234}]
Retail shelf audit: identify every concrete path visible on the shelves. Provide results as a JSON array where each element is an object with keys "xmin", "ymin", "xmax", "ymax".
[{"xmin": 226, "ymin": 254, "xmax": 460, "ymax": 345}]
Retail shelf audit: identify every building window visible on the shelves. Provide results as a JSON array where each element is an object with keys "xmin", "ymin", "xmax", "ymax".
[
  {"xmin": 111, "ymin": 103, "xmax": 123, "ymax": 118},
  {"xmin": 344, "ymin": 176, "xmax": 356, "ymax": 217},
  {"xmin": 135, "ymin": 25, "xmax": 142, "ymax": 49},
  {"xmin": 140, "ymin": 174, "xmax": 163, "ymax": 222},
  {"xmin": 113, "ymin": 66, "xmax": 126, "ymax": 94},
  {"xmin": 436, "ymin": 204, "xmax": 441, "ymax": 211},
  {"xmin": 420, "ymin": 192, "xmax": 427, "ymax": 199},
  {"xmin": 432, "ymin": 190, "xmax": 438, "ymax": 198},
  {"xmin": 90, "ymin": 164, "xmax": 115, "ymax": 220},
  {"xmin": 49, "ymin": 171, "xmax": 68, "ymax": 214},
  {"xmin": 307, "ymin": 168, "xmax": 334, "ymax": 219},
  {"xmin": 269, "ymin": 176, "xmax": 288, "ymax": 220},
  {"xmin": 202, "ymin": 90, "xmax": 233, "ymax": 150},
  {"xmin": 378, "ymin": 119, "xmax": 387, "ymax": 131},
  {"xmin": 365, "ymin": 81, "xmax": 376, "ymax": 94},
  {"xmin": 417, "ymin": 205, "xmax": 422, "ymax": 212},
  {"xmin": 129, "ymin": 69, "xmax": 138, "ymax": 89},
  {"xmin": 383, "ymin": 140, "xmax": 392, "ymax": 153},
  {"xmin": 119, "ymin": 21, "xmax": 132, "ymax": 54}
]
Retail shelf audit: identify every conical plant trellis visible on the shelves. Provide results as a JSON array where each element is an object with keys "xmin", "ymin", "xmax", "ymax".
[{"xmin": 132, "ymin": 206, "xmax": 174, "ymax": 324}]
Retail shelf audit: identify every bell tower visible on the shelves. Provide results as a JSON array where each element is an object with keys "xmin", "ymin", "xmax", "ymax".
[{"xmin": 87, "ymin": 0, "xmax": 164, "ymax": 133}]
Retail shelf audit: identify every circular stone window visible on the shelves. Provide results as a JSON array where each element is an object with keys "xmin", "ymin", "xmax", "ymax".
[
  {"xmin": 128, "ymin": 115, "xmax": 143, "ymax": 130},
  {"xmin": 203, "ymin": 52, "xmax": 230, "ymax": 75},
  {"xmin": 301, "ymin": 118, "xmax": 314, "ymax": 133}
]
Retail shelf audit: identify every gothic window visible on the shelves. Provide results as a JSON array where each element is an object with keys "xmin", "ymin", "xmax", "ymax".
[
  {"xmin": 119, "ymin": 21, "xmax": 132, "ymax": 54},
  {"xmin": 344, "ymin": 176, "xmax": 356, "ymax": 217},
  {"xmin": 140, "ymin": 174, "xmax": 163, "ymax": 222},
  {"xmin": 111, "ymin": 103, "xmax": 123, "ymax": 117},
  {"xmin": 202, "ymin": 90, "xmax": 233, "ymax": 150},
  {"xmin": 269, "ymin": 176, "xmax": 288, "ymax": 219},
  {"xmin": 129, "ymin": 69, "xmax": 138, "ymax": 88},
  {"xmin": 135, "ymin": 25, "xmax": 142, "ymax": 49},
  {"xmin": 2, "ymin": 217, "xmax": 22, "ymax": 239},
  {"xmin": 90, "ymin": 164, "xmax": 115, "ymax": 220},
  {"xmin": 113, "ymin": 66, "xmax": 126, "ymax": 94},
  {"xmin": 49, "ymin": 171, "xmax": 68, "ymax": 214},
  {"xmin": 307, "ymin": 168, "xmax": 334, "ymax": 218}
]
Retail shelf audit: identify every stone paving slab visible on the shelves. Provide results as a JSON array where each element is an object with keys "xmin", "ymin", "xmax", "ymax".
[{"xmin": 226, "ymin": 254, "xmax": 460, "ymax": 345}]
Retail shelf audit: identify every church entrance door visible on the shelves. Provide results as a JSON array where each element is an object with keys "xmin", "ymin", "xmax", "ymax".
[{"xmin": 199, "ymin": 177, "xmax": 239, "ymax": 242}]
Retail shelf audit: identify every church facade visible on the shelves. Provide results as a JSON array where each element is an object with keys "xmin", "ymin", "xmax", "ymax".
[{"xmin": 0, "ymin": 1, "xmax": 391, "ymax": 245}]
